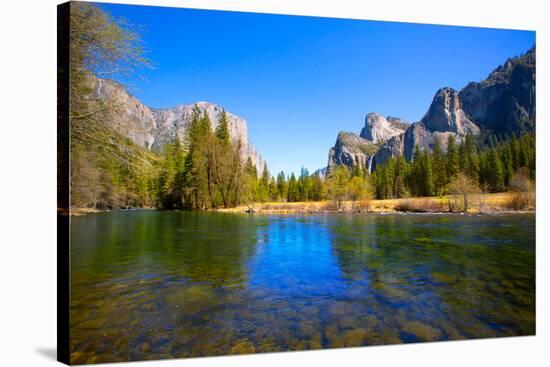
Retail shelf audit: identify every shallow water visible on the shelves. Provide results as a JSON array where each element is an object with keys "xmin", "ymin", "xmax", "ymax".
[{"xmin": 70, "ymin": 211, "xmax": 535, "ymax": 363}]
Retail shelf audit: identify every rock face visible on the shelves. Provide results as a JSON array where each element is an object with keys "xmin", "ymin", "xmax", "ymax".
[
  {"xmin": 459, "ymin": 46, "xmax": 536, "ymax": 135},
  {"xmin": 91, "ymin": 77, "xmax": 266, "ymax": 173},
  {"xmin": 421, "ymin": 87, "xmax": 479, "ymax": 136},
  {"xmin": 326, "ymin": 46, "xmax": 535, "ymax": 172},
  {"xmin": 90, "ymin": 78, "xmax": 157, "ymax": 149},
  {"xmin": 312, "ymin": 167, "xmax": 328, "ymax": 180},
  {"xmin": 360, "ymin": 113, "xmax": 408, "ymax": 143},
  {"xmin": 373, "ymin": 122, "xmax": 460, "ymax": 164},
  {"xmin": 371, "ymin": 88, "xmax": 480, "ymax": 167},
  {"xmin": 327, "ymin": 113, "xmax": 407, "ymax": 174},
  {"xmin": 151, "ymin": 102, "xmax": 265, "ymax": 172},
  {"xmin": 327, "ymin": 131, "xmax": 380, "ymax": 173}
]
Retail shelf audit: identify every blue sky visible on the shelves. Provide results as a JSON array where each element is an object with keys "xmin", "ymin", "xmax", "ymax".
[{"xmin": 100, "ymin": 3, "xmax": 535, "ymax": 176}]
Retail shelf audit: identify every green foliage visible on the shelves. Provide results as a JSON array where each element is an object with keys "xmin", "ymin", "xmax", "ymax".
[
  {"xmin": 371, "ymin": 132, "xmax": 535, "ymax": 199},
  {"xmin": 67, "ymin": 3, "xmax": 535, "ymax": 210},
  {"xmin": 154, "ymin": 107, "xmax": 253, "ymax": 210},
  {"xmin": 349, "ymin": 175, "xmax": 372, "ymax": 207},
  {"xmin": 325, "ymin": 166, "xmax": 350, "ymax": 209},
  {"xmin": 287, "ymin": 173, "xmax": 299, "ymax": 202},
  {"xmin": 68, "ymin": 2, "xmax": 156, "ymax": 210},
  {"xmin": 215, "ymin": 109, "xmax": 230, "ymax": 145},
  {"xmin": 276, "ymin": 172, "xmax": 288, "ymax": 202}
]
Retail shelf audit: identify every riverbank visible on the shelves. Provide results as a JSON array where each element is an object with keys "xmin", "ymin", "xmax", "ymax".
[
  {"xmin": 216, "ymin": 192, "xmax": 535, "ymax": 214},
  {"xmin": 65, "ymin": 207, "xmax": 156, "ymax": 216},
  {"xmin": 66, "ymin": 192, "xmax": 534, "ymax": 216}
]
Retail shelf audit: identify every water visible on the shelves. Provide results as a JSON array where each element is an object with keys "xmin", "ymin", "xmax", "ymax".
[{"xmin": 69, "ymin": 211, "xmax": 535, "ymax": 363}]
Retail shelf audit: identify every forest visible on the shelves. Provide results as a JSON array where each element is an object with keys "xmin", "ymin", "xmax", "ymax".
[
  {"xmin": 370, "ymin": 133, "xmax": 535, "ymax": 200},
  {"xmin": 66, "ymin": 3, "xmax": 536, "ymax": 213}
]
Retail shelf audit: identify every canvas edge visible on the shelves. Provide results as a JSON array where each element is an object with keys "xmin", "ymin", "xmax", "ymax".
[{"xmin": 57, "ymin": 1, "xmax": 71, "ymax": 365}]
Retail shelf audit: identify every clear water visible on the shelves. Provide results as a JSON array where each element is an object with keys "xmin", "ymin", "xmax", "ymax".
[{"xmin": 69, "ymin": 211, "xmax": 535, "ymax": 364}]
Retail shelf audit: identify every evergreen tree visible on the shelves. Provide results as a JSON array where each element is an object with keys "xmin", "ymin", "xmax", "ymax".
[
  {"xmin": 421, "ymin": 151, "xmax": 435, "ymax": 196},
  {"xmin": 215, "ymin": 109, "xmax": 230, "ymax": 145},
  {"xmin": 486, "ymin": 150, "xmax": 505, "ymax": 192},
  {"xmin": 446, "ymin": 135, "xmax": 460, "ymax": 180},
  {"xmin": 409, "ymin": 145, "xmax": 423, "ymax": 197},
  {"xmin": 501, "ymin": 145, "xmax": 514, "ymax": 186},
  {"xmin": 432, "ymin": 137, "xmax": 446, "ymax": 195},
  {"xmin": 268, "ymin": 176, "xmax": 277, "ymax": 201},
  {"xmin": 392, "ymin": 156, "xmax": 409, "ymax": 198},
  {"xmin": 287, "ymin": 173, "xmax": 298, "ymax": 202},
  {"xmin": 258, "ymin": 166, "xmax": 271, "ymax": 202},
  {"xmin": 463, "ymin": 134, "xmax": 480, "ymax": 182},
  {"xmin": 298, "ymin": 167, "xmax": 312, "ymax": 201},
  {"xmin": 276, "ymin": 171, "xmax": 288, "ymax": 201},
  {"xmin": 311, "ymin": 173, "xmax": 324, "ymax": 201}
]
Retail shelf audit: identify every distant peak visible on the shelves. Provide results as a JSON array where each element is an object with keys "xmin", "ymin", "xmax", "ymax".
[
  {"xmin": 360, "ymin": 112, "xmax": 407, "ymax": 144},
  {"xmin": 435, "ymin": 87, "xmax": 458, "ymax": 96},
  {"xmin": 194, "ymin": 101, "xmax": 215, "ymax": 106}
]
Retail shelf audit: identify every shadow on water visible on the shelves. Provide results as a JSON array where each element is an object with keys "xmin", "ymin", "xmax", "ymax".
[{"xmin": 69, "ymin": 211, "xmax": 535, "ymax": 363}]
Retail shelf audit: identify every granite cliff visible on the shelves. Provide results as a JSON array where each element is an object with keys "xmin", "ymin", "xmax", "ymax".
[
  {"xmin": 90, "ymin": 77, "xmax": 266, "ymax": 173},
  {"xmin": 459, "ymin": 46, "xmax": 535, "ymax": 135},
  {"xmin": 326, "ymin": 46, "xmax": 535, "ymax": 174}
]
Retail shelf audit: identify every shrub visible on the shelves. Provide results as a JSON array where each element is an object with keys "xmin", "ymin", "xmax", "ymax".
[
  {"xmin": 447, "ymin": 173, "xmax": 481, "ymax": 213},
  {"xmin": 507, "ymin": 192, "xmax": 535, "ymax": 210},
  {"xmin": 507, "ymin": 168, "xmax": 535, "ymax": 210},
  {"xmin": 395, "ymin": 199, "xmax": 444, "ymax": 213}
]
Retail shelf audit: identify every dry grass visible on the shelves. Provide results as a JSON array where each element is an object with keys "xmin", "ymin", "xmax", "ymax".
[
  {"xmin": 394, "ymin": 198, "xmax": 446, "ymax": 213},
  {"xmin": 216, "ymin": 192, "xmax": 533, "ymax": 214},
  {"xmin": 69, "ymin": 207, "xmax": 102, "ymax": 216},
  {"xmin": 506, "ymin": 192, "xmax": 536, "ymax": 211}
]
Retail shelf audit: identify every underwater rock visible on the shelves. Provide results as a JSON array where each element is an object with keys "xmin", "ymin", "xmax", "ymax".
[
  {"xmin": 229, "ymin": 340, "xmax": 256, "ymax": 354},
  {"xmin": 401, "ymin": 321, "xmax": 442, "ymax": 341}
]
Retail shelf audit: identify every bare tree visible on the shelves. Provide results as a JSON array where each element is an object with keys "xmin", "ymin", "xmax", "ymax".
[
  {"xmin": 447, "ymin": 173, "xmax": 481, "ymax": 213},
  {"xmin": 508, "ymin": 167, "xmax": 535, "ymax": 210}
]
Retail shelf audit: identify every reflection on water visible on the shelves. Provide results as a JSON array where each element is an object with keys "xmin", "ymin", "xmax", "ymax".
[{"xmin": 70, "ymin": 211, "xmax": 535, "ymax": 363}]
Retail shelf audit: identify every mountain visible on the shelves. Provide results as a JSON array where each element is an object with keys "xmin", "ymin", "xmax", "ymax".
[
  {"xmin": 90, "ymin": 77, "xmax": 266, "ymax": 173},
  {"xmin": 373, "ymin": 87, "xmax": 481, "ymax": 164},
  {"xmin": 328, "ymin": 113, "xmax": 408, "ymax": 173},
  {"xmin": 312, "ymin": 167, "xmax": 328, "ymax": 180},
  {"xmin": 151, "ymin": 102, "xmax": 266, "ymax": 173},
  {"xmin": 360, "ymin": 113, "xmax": 408, "ymax": 143},
  {"xmin": 327, "ymin": 131, "xmax": 380, "ymax": 173},
  {"xmin": 326, "ymin": 46, "xmax": 535, "ymax": 173},
  {"xmin": 459, "ymin": 46, "xmax": 536, "ymax": 135}
]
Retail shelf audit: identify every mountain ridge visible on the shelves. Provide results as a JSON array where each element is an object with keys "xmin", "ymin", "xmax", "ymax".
[
  {"xmin": 325, "ymin": 45, "xmax": 536, "ymax": 174},
  {"xmin": 91, "ymin": 77, "xmax": 267, "ymax": 173}
]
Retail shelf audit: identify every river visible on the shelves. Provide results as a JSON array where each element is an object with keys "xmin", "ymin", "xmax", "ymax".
[{"xmin": 69, "ymin": 211, "xmax": 535, "ymax": 363}]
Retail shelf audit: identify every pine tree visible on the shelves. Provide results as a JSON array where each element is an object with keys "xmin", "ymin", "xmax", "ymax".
[
  {"xmin": 421, "ymin": 151, "xmax": 435, "ymax": 196},
  {"xmin": 311, "ymin": 173, "xmax": 324, "ymax": 201},
  {"xmin": 487, "ymin": 149, "xmax": 505, "ymax": 192},
  {"xmin": 511, "ymin": 135, "xmax": 520, "ymax": 171},
  {"xmin": 288, "ymin": 173, "xmax": 298, "ymax": 202},
  {"xmin": 276, "ymin": 171, "xmax": 288, "ymax": 201},
  {"xmin": 393, "ymin": 156, "xmax": 409, "ymax": 198},
  {"xmin": 409, "ymin": 145, "xmax": 423, "ymax": 197},
  {"xmin": 463, "ymin": 134, "xmax": 480, "ymax": 182},
  {"xmin": 268, "ymin": 176, "xmax": 277, "ymax": 201},
  {"xmin": 298, "ymin": 167, "xmax": 312, "ymax": 201},
  {"xmin": 215, "ymin": 109, "xmax": 230, "ymax": 145},
  {"xmin": 258, "ymin": 165, "xmax": 271, "ymax": 202},
  {"xmin": 432, "ymin": 137, "xmax": 446, "ymax": 195},
  {"xmin": 501, "ymin": 145, "xmax": 514, "ymax": 186}
]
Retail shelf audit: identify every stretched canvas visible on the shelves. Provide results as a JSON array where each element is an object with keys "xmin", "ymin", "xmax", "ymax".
[{"xmin": 58, "ymin": 1, "xmax": 536, "ymax": 365}]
